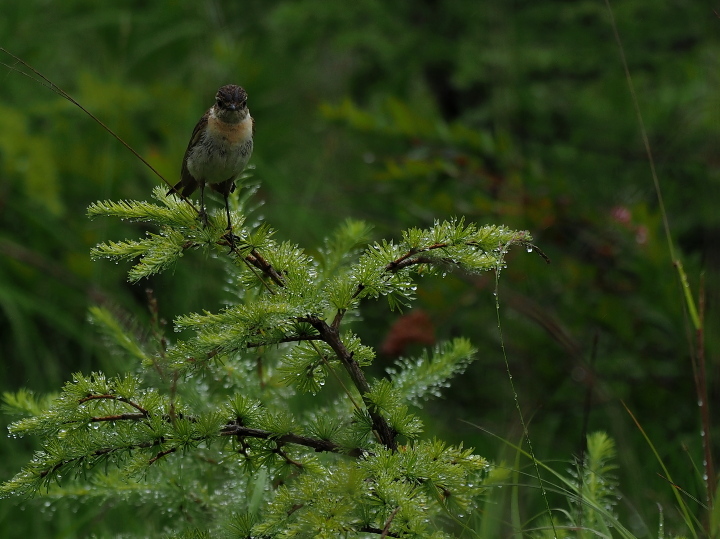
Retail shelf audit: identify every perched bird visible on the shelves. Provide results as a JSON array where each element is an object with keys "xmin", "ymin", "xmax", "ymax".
[{"xmin": 168, "ymin": 84, "xmax": 254, "ymax": 233}]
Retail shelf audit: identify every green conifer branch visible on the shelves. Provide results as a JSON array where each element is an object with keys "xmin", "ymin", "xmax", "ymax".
[
  {"xmin": 2, "ymin": 188, "xmax": 539, "ymax": 536},
  {"xmin": 387, "ymin": 338, "xmax": 478, "ymax": 406},
  {"xmin": 85, "ymin": 194, "xmax": 533, "ymax": 456},
  {"xmin": 1, "ymin": 372, "xmax": 373, "ymax": 499}
]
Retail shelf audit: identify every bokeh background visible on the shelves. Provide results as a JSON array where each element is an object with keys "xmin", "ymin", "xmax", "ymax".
[{"xmin": 1, "ymin": 1, "xmax": 718, "ymax": 536}]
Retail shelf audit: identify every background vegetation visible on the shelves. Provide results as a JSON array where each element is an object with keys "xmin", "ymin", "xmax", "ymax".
[{"xmin": 0, "ymin": 0, "xmax": 718, "ymax": 536}]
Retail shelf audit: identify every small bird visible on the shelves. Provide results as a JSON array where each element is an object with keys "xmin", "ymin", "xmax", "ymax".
[{"xmin": 168, "ymin": 84, "xmax": 254, "ymax": 234}]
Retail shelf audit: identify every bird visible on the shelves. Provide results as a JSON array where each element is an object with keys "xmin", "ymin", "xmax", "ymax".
[{"xmin": 167, "ymin": 84, "xmax": 254, "ymax": 235}]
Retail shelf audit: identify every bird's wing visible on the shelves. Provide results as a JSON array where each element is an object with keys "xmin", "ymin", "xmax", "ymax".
[{"xmin": 168, "ymin": 111, "xmax": 210, "ymax": 197}]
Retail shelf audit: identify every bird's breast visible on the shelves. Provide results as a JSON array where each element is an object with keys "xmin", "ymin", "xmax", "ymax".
[
  {"xmin": 206, "ymin": 113, "xmax": 253, "ymax": 145},
  {"xmin": 187, "ymin": 115, "xmax": 254, "ymax": 184}
]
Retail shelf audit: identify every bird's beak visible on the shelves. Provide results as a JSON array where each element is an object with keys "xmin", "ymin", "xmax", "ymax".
[{"xmin": 227, "ymin": 103, "xmax": 237, "ymax": 111}]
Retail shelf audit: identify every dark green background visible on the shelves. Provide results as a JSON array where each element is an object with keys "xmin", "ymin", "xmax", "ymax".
[{"xmin": 1, "ymin": 1, "xmax": 718, "ymax": 536}]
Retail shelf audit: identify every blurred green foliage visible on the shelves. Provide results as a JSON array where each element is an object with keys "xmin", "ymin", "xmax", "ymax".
[{"xmin": 1, "ymin": 0, "xmax": 718, "ymax": 536}]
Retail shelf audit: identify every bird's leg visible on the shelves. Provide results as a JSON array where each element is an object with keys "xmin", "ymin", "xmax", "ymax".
[
  {"xmin": 199, "ymin": 183, "xmax": 208, "ymax": 226},
  {"xmin": 223, "ymin": 192, "xmax": 232, "ymax": 231},
  {"xmin": 221, "ymin": 178, "xmax": 237, "ymax": 250},
  {"xmin": 224, "ymin": 194, "xmax": 236, "ymax": 250}
]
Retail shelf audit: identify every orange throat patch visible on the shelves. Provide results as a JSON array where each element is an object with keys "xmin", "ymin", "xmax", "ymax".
[{"xmin": 207, "ymin": 113, "xmax": 253, "ymax": 144}]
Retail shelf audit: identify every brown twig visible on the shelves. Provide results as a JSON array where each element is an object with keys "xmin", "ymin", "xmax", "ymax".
[
  {"xmin": 39, "ymin": 438, "xmax": 165, "ymax": 478},
  {"xmin": 246, "ymin": 334, "xmax": 322, "ymax": 348},
  {"xmin": 78, "ymin": 394, "xmax": 149, "ymax": 416},
  {"xmin": 273, "ymin": 446, "xmax": 304, "ymax": 469},
  {"xmin": 245, "ymin": 248, "xmax": 286, "ymax": 287},
  {"xmin": 381, "ymin": 506, "xmax": 401, "ymax": 538},
  {"xmin": 220, "ymin": 422, "xmax": 364, "ymax": 458},
  {"xmin": 360, "ymin": 525, "xmax": 400, "ymax": 538},
  {"xmin": 148, "ymin": 447, "xmax": 177, "ymax": 465},
  {"xmin": 300, "ymin": 316, "xmax": 397, "ymax": 450},
  {"xmin": 385, "ymin": 243, "xmax": 448, "ymax": 272},
  {"xmin": 309, "ymin": 340, "xmax": 364, "ymax": 413},
  {"xmin": 89, "ymin": 413, "xmax": 147, "ymax": 422},
  {"xmin": 38, "ymin": 419, "xmax": 364, "ymax": 481}
]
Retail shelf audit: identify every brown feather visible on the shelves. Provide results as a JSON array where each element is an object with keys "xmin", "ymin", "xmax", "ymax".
[{"xmin": 167, "ymin": 110, "xmax": 210, "ymax": 197}]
